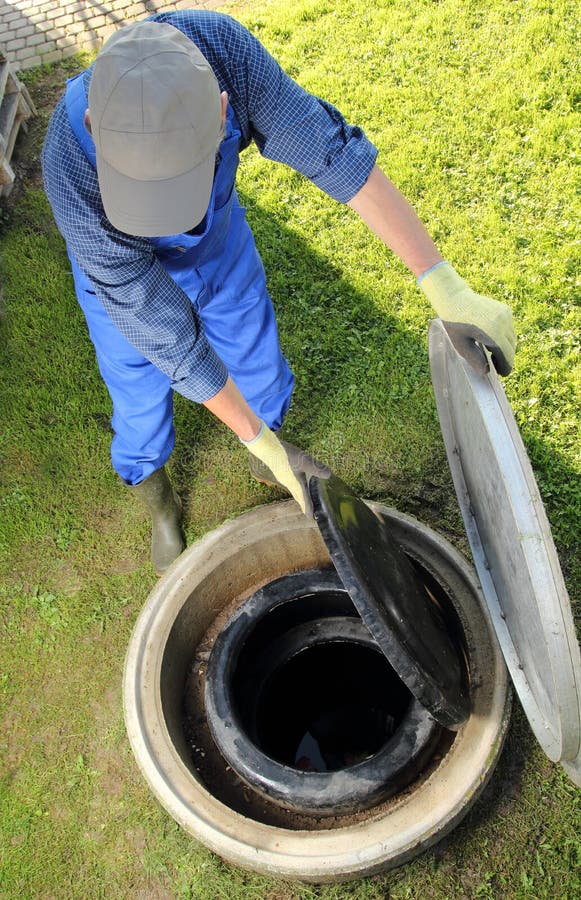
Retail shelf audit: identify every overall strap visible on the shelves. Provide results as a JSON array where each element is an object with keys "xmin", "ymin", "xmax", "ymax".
[{"xmin": 65, "ymin": 73, "xmax": 96, "ymax": 167}]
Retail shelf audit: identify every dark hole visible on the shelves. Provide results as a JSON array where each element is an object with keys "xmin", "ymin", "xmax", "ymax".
[{"xmin": 242, "ymin": 641, "xmax": 412, "ymax": 772}]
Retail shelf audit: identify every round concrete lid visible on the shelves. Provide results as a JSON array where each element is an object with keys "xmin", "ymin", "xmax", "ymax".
[
  {"xmin": 429, "ymin": 318, "xmax": 581, "ymax": 781},
  {"xmin": 309, "ymin": 474, "xmax": 471, "ymax": 728}
]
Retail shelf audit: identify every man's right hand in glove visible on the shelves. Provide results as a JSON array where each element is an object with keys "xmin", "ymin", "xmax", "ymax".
[
  {"xmin": 241, "ymin": 421, "xmax": 331, "ymax": 516},
  {"xmin": 202, "ymin": 377, "xmax": 330, "ymax": 516}
]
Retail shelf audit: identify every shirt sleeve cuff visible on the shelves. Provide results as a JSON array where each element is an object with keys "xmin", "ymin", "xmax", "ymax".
[
  {"xmin": 171, "ymin": 344, "xmax": 229, "ymax": 404},
  {"xmin": 310, "ymin": 134, "xmax": 378, "ymax": 203}
]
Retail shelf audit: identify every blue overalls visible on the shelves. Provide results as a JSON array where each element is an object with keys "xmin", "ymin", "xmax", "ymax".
[{"xmin": 65, "ymin": 74, "xmax": 294, "ymax": 485}]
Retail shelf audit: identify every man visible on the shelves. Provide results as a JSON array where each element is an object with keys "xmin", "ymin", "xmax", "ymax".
[{"xmin": 42, "ymin": 10, "xmax": 516, "ymax": 574}]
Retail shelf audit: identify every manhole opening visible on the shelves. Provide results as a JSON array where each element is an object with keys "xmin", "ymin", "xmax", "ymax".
[
  {"xmin": 236, "ymin": 638, "xmax": 412, "ymax": 771},
  {"xmin": 181, "ymin": 551, "xmax": 470, "ymax": 828}
]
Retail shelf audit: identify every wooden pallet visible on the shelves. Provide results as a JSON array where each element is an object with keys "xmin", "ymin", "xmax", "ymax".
[{"xmin": 0, "ymin": 47, "xmax": 36, "ymax": 198}]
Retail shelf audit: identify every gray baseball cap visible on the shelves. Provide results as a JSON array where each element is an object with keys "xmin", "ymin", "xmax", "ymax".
[{"xmin": 88, "ymin": 21, "xmax": 222, "ymax": 237}]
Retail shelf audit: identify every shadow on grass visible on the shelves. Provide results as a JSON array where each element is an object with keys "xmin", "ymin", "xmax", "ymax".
[{"xmin": 171, "ymin": 189, "xmax": 450, "ymax": 516}]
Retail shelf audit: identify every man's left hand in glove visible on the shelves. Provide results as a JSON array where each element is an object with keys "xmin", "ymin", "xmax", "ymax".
[
  {"xmin": 346, "ymin": 166, "xmax": 516, "ymax": 376},
  {"xmin": 418, "ymin": 261, "xmax": 516, "ymax": 376}
]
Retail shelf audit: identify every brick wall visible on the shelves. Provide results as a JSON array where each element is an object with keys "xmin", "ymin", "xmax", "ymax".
[{"xmin": 0, "ymin": 0, "xmax": 225, "ymax": 70}]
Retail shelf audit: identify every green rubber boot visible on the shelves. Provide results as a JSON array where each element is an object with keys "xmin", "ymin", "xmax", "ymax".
[{"xmin": 129, "ymin": 467, "xmax": 185, "ymax": 575}]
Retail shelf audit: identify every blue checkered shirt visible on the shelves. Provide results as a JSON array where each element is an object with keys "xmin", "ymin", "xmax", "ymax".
[{"xmin": 42, "ymin": 10, "xmax": 378, "ymax": 403}]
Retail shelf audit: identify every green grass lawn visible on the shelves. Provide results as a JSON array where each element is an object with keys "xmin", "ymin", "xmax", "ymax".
[{"xmin": 1, "ymin": 0, "xmax": 580, "ymax": 896}]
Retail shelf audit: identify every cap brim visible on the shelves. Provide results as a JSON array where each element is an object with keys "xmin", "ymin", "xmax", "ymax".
[{"xmin": 96, "ymin": 150, "xmax": 215, "ymax": 238}]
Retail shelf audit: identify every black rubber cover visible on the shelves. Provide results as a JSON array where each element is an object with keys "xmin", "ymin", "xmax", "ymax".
[{"xmin": 309, "ymin": 474, "xmax": 470, "ymax": 727}]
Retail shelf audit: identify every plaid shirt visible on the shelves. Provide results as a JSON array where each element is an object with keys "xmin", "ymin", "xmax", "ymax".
[{"xmin": 42, "ymin": 10, "xmax": 378, "ymax": 403}]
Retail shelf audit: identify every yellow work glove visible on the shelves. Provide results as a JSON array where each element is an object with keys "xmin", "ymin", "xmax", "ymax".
[
  {"xmin": 241, "ymin": 422, "xmax": 331, "ymax": 516},
  {"xmin": 419, "ymin": 262, "xmax": 516, "ymax": 375}
]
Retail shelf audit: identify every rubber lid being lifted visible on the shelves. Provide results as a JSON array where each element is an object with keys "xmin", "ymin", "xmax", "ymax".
[
  {"xmin": 428, "ymin": 318, "xmax": 581, "ymax": 784},
  {"xmin": 309, "ymin": 474, "xmax": 471, "ymax": 729}
]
